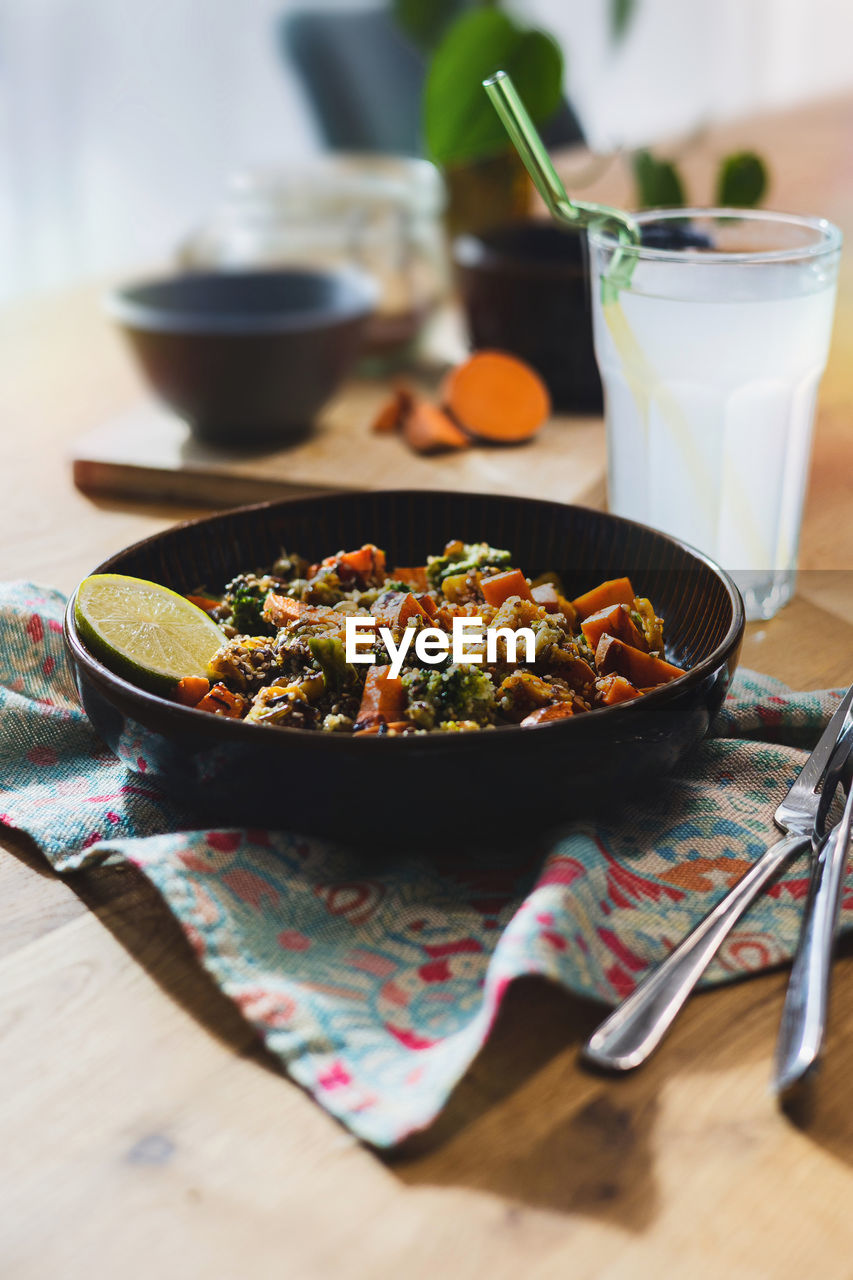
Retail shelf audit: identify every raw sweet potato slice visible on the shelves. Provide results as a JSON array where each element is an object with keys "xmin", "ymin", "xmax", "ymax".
[
  {"xmin": 442, "ymin": 350, "xmax": 550, "ymax": 443},
  {"xmin": 402, "ymin": 401, "xmax": 470, "ymax": 455},
  {"xmin": 595, "ymin": 635, "xmax": 684, "ymax": 687},
  {"xmin": 370, "ymin": 385, "xmax": 413, "ymax": 434}
]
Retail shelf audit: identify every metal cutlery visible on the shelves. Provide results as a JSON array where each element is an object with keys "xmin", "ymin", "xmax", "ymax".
[
  {"xmin": 583, "ymin": 681, "xmax": 853, "ymax": 1073},
  {"xmin": 773, "ymin": 714, "xmax": 853, "ymax": 1097}
]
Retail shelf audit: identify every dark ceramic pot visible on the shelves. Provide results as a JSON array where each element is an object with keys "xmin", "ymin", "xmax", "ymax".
[
  {"xmin": 64, "ymin": 491, "xmax": 744, "ymax": 842},
  {"xmin": 454, "ymin": 221, "xmax": 603, "ymax": 413},
  {"xmin": 107, "ymin": 268, "xmax": 377, "ymax": 448}
]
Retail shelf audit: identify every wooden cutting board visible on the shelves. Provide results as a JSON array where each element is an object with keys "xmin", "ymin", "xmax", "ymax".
[{"xmin": 71, "ymin": 380, "xmax": 607, "ymax": 510}]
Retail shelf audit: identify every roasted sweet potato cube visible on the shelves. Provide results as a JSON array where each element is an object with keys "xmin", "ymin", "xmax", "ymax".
[
  {"xmin": 263, "ymin": 595, "xmax": 338, "ymax": 629},
  {"xmin": 393, "ymin": 566, "xmax": 430, "ymax": 592},
  {"xmin": 520, "ymin": 702, "xmax": 576, "ymax": 727},
  {"xmin": 195, "ymin": 683, "xmax": 247, "ymax": 718},
  {"xmin": 572, "ymin": 576, "xmax": 636, "ymax": 621},
  {"xmin": 581, "ymin": 603, "xmax": 648, "ymax": 652},
  {"xmin": 370, "ymin": 591, "xmax": 431, "ymax": 629},
  {"xmin": 354, "ymin": 666, "xmax": 407, "ymax": 730},
  {"xmin": 595, "ymin": 635, "xmax": 684, "ymax": 687},
  {"xmin": 598, "ymin": 674, "xmax": 642, "ymax": 705},
  {"xmin": 480, "ymin": 568, "xmax": 533, "ymax": 607}
]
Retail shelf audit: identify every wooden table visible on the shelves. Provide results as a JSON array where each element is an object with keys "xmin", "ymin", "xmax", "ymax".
[{"xmin": 1, "ymin": 95, "xmax": 852, "ymax": 1280}]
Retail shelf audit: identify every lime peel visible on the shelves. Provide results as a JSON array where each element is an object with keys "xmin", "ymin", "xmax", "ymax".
[{"xmin": 75, "ymin": 573, "xmax": 224, "ymax": 695}]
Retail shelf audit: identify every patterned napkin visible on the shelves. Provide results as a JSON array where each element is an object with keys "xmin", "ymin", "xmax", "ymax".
[{"xmin": 0, "ymin": 582, "xmax": 846, "ymax": 1147}]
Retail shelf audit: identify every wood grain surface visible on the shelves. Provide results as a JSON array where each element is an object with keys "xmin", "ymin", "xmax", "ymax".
[
  {"xmin": 70, "ymin": 389, "xmax": 607, "ymax": 511},
  {"xmin": 1, "ymin": 94, "xmax": 852, "ymax": 1280}
]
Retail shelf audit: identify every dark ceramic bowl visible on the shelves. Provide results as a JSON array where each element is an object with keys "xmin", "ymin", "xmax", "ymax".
[
  {"xmin": 453, "ymin": 221, "xmax": 602, "ymax": 413},
  {"xmin": 64, "ymin": 491, "xmax": 744, "ymax": 842},
  {"xmin": 107, "ymin": 268, "xmax": 377, "ymax": 447}
]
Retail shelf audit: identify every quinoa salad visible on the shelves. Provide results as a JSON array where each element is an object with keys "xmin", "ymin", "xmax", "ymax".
[{"xmin": 172, "ymin": 539, "xmax": 687, "ymax": 735}]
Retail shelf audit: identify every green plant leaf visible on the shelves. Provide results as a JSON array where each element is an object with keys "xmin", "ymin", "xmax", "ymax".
[
  {"xmin": 424, "ymin": 9, "xmax": 563, "ymax": 167},
  {"xmin": 392, "ymin": 0, "xmax": 471, "ymax": 53},
  {"xmin": 632, "ymin": 149, "xmax": 686, "ymax": 208},
  {"xmin": 610, "ymin": 0, "xmax": 638, "ymax": 44},
  {"xmin": 716, "ymin": 150, "xmax": 768, "ymax": 208}
]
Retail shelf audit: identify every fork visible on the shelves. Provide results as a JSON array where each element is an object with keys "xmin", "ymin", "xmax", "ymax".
[
  {"xmin": 583, "ymin": 682, "xmax": 853, "ymax": 1072},
  {"xmin": 773, "ymin": 716, "xmax": 853, "ymax": 1097}
]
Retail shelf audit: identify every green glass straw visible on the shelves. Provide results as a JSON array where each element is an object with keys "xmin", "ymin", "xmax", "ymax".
[{"xmin": 482, "ymin": 70, "xmax": 640, "ymax": 296}]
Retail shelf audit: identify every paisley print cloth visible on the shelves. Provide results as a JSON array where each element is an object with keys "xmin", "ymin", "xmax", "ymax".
[{"xmin": 0, "ymin": 582, "xmax": 845, "ymax": 1146}]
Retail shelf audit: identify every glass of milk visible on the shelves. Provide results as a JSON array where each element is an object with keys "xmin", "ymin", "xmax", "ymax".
[{"xmin": 588, "ymin": 209, "xmax": 841, "ymax": 620}]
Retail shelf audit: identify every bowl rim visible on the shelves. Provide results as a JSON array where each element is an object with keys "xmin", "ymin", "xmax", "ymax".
[
  {"xmin": 104, "ymin": 266, "xmax": 379, "ymax": 335},
  {"xmin": 64, "ymin": 490, "xmax": 745, "ymax": 751}
]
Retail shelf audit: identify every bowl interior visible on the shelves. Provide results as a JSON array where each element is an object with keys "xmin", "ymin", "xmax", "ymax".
[
  {"xmin": 79, "ymin": 490, "xmax": 742, "ymax": 688},
  {"xmin": 108, "ymin": 268, "xmax": 377, "ymax": 334}
]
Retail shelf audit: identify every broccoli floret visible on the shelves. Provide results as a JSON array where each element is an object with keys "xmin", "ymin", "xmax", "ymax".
[
  {"xmin": 426, "ymin": 541, "xmax": 513, "ymax": 588},
  {"xmin": 231, "ymin": 588, "xmax": 265, "ymax": 634},
  {"xmin": 402, "ymin": 664, "xmax": 496, "ymax": 730},
  {"xmin": 223, "ymin": 574, "xmax": 275, "ymax": 636},
  {"xmin": 308, "ymin": 636, "xmax": 358, "ymax": 692}
]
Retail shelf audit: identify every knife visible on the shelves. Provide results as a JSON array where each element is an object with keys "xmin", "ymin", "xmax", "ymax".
[{"xmin": 583, "ymin": 682, "xmax": 853, "ymax": 1072}]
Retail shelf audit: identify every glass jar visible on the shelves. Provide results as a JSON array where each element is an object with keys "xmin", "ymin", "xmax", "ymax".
[{"xmin": 179, "ymin": 154, "xmax": 448, "ymax": 360}]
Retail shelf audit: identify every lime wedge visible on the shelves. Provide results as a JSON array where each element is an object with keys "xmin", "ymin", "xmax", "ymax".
[{"xmin": 75, "ymin": 573, "xmax": 224, "ymax": 694}]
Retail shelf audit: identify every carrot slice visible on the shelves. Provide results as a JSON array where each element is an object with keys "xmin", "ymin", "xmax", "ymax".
[
  {"xmin": 598, "ymin": 674, "xmax": 642, "ymax": 705},
  {"xmin": 595, "ymin": 635, "xmax": 684, "ymax": 687},
  {"xmin": 442, "ymin": 351, "xmax": 550, "ymax": 444},
  {"xmin": 572, "ymin": 577, "xmax": 636, "ymax": 621},
  {"xmin": 480, "ymin": 568, "xmax": 534, "ymax": 607},
  {"xmin": 175, "ymin": 676, "xmax": 211, "ymax": 706},
  {"xmin": 581, "ymin": 603, "xmax": 648, "ymax": 653},
  {"xmin": 402, "ymin": 401, "xmax": 470, "ymax": 455},
  {"xmin": 354, "ymin": 666, "xmax": 406, "ymax": 730},
  {"xmin": 521, "ymin": 702, "xmax": 575, "ymax": 727}
]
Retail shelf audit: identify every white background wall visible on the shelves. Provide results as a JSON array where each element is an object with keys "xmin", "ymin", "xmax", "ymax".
[{"xmin": 1, "ymin": 0, "xmax": 852, "ymax": 303}]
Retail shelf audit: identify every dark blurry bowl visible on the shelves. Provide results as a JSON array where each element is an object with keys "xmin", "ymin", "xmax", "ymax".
[
  {"xmin": 107, "ymin": 268, "xmax": 378, "ymax": 447},
  {"xmin": 64, "ymin": 491, "xmax": 744, "ymax": 844},
  {"xmin": 453, "ymin": 221, "xmax": 602, "ymax": 413}
]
